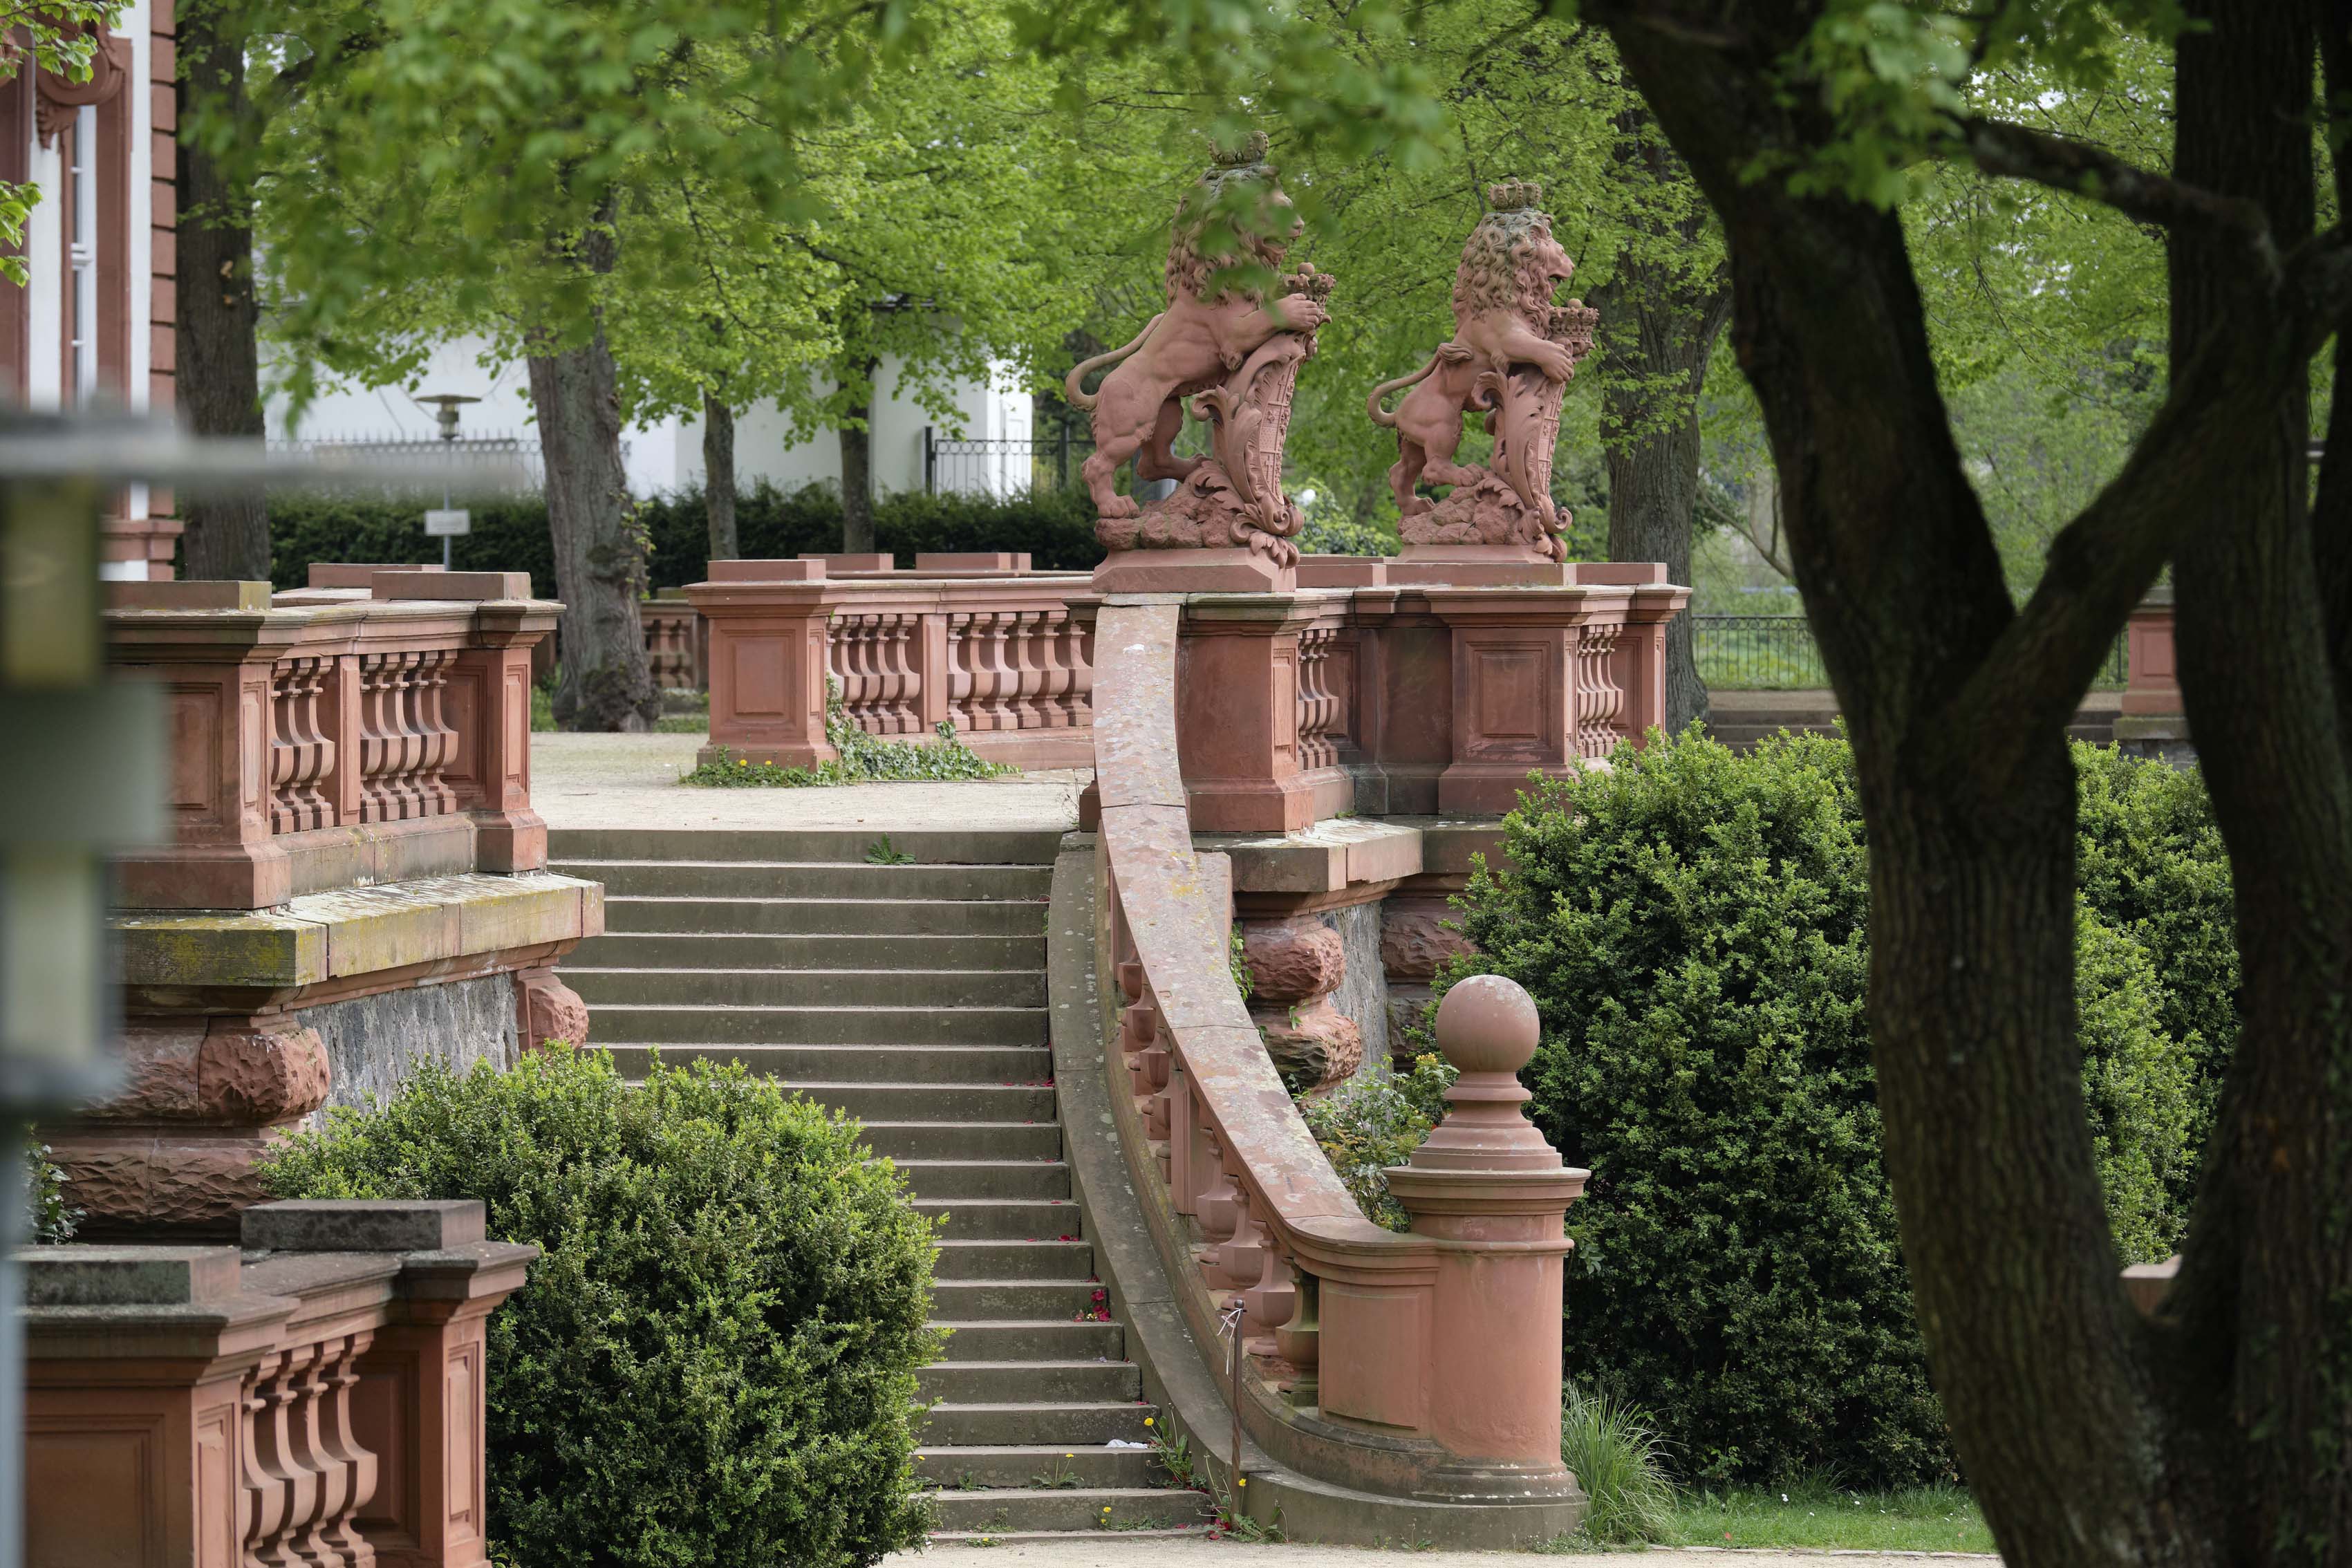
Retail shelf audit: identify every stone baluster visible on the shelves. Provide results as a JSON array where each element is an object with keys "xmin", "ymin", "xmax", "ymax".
[
  {"xmin": 1274, "ymin": 1263, "xmax": 1320, "ymax": 1408},
  {"xmin": 1577, "ymin": 622, "xmax": 1623, "ymax": 758},
  {"xmin": 1295, "ymin": 626, "xmax": 1336, "ymax": 771},
  {"xmin": 1067, "ymin": 617, "xmax": 1095, "ymax": 728},
  {"xmin": 1008, "ymin": 610, "xmax": 1045, "ymax": 728},
  {"xmin": 1192, "ymin": 1124, "xmax": 1241, "ymax": 1249},
  {"xmin": 309, "ymin": 1330, "xmax": 380, "ymax": 1565},
  {"xmin": 268, "ymin": 656, "xmax": 336, "ymax": 833},
  {"xmin": 413, "ymin": 647, "xmax": 458, "ymax": 815},
  {"xmin": 245, "ymin": 1343, "xmax": 324, "ymax": 1567},
  {"xmin": 388, "ymin": 652, "xmax": 434, "ymax": 819},
  {"xmin": 1034, "ymin": 608, "xmax": 1073, "ymax": 728},
  {"xmin": 946, "ymin": 612, "xmax": 976, "ymax": 731},
  {"xmin": 355, "ymin": 653, "xmax": 400, "ymax": 823},
  {"xmin": 281, "ymin": 1341, "xmax": 342, "ymax": 1565},
  {"xmin": 1240, "ymin": 1236, "xmax": 1298, "ymax": 1357},
  {"xmin": 980, "ymin": 612, "xmax": 1018, "ymax": 729},
  {"xmin": 1213, "ymin": 1181, "xmax": 1271, "ymax": 1297},
  {"xmin": 888, "ymin": 615, "xmax": 922, "ymax": 732}
]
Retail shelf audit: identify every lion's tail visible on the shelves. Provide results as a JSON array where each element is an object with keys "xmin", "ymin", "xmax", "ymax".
[
  {"xmin": 1366, "ymin": 351, "xmax": 1444, "ymax": 427},
  {"xmin": 1065, "ymin": 315, "xmax": 1163, "ymax": 411}
]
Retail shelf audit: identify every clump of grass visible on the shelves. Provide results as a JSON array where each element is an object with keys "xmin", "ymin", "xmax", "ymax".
[{"xmin": 1560, "ymin": 1385, "xmax": 1678, "ymax": 1546}]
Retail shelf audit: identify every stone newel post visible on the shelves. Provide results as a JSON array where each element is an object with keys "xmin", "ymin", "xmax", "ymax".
[{"xmin": 1385, "ymin": 975, "xmax": 1586, "ymax": 1496}]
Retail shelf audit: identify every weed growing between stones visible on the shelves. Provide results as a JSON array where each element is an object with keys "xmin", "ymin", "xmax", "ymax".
[{"xmin": 682, "ymin": 680, "xmax": 1016, "ymax": 787}]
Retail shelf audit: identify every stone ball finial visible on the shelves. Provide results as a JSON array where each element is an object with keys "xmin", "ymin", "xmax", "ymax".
[
  {"xmin": 1213, "ymin": 129, "xmax": 1272, "ymax": 167},
  {"xmin": 1433, "ymin": 974, "xmax": 1540, "ymax": 1076},
  {"xmin": 1486, "ymin": 178, "xmax": 1543, "ymax": 213}
]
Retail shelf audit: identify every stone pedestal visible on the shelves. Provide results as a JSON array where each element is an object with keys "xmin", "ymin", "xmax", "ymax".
[
  {"xmin": 1094, "ymin": 547, "xmax": 1296, "ymax": 595},
  {"xmin": 689, "ymin": 561, "xmax": 840, "ymax": 769},
  {"xmin": 1386, "ymin": 544, "xmax": 1573, "ymax": 588},
  {"xmin": 1385, "ymin": 976, "xmax": 1585, "ymax": 1499},
  {"xmin": 1175, "ymin": 595, "xmax": 1348, "ymax": 832}
]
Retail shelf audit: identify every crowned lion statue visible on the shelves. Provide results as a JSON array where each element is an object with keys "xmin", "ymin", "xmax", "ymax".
[
  {"xmin": 1368, "ymin": 182, "xmax": 1589, "ymax": 528},
  {"xmin": 1065, "ymin": 133, "xmax": 1332, "ymax": 529}
]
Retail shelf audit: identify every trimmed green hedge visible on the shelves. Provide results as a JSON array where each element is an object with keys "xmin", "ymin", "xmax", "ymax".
[
  {"xmin": 262, "ymin": 1047, "xmax": 940, "ymax": 1568},
  {"xmin": 1443, "ymin": 730, "xmax": 2221, "ymax": 1487},
  {"xmin": 248, "ymin": 484, "xmax": 1101, "ymax": 595}
]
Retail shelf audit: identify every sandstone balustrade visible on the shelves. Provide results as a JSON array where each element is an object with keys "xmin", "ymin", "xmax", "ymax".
[
  {"xmin": 637, "ymin": 592, "xmax": 705, "ymax": 691},
  {"xmin": 105, "ymin": 571, "xmax": 555, "ymax": 911},
  {"xmin": 72, "ymin": 573, "xmax": 601, "ymax": 1237},
  {"xmin": 1086, "ymin": 599, "xmax": 1589, "ymax": 1527},
  {"xmin": 1086, "ymin": 562, "xmax": 1689, "ymax": 834},
  {"xmin": 687, "ymin": 559, "xmax": 1099, "ymax": 770},
  {"xmin": 22, "ymin": 1198, "xmax": 535, "ymax": 1568}
]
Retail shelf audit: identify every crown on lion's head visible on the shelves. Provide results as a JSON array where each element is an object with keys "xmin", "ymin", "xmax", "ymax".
[
  {"xmin": 1453, "ymin": 178, "xmax": 1572, "ymax": 324},
  {"xmin": 1166, "ymin": 130, "xmax": 1299, "ymax": 305}
]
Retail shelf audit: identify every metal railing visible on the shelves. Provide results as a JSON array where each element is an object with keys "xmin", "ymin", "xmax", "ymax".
[
  {"xmin": 1694, "ymin": 613, "xmax": 2130, "ymax": 690},
  {"xmin": 267, "ymin": 433, "xmax": 549, "ymax": 494},
  {"xmin": 924, "ymin": 426, "xmax": 1094, "ymax": 496}
]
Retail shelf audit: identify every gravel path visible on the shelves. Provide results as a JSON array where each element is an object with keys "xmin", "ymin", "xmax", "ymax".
[{"xmin": 530, "ymin": 731, "xmax": 1088, "ymax": 833}]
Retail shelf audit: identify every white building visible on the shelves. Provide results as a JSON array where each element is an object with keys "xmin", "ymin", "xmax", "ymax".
[
  {"xmin": 0, "ymin": 3, "xmax": 178, "ymax": 579},
  {"xmin": 266, "ymin": 336, "xmax": 1037, "ymax": 501}
]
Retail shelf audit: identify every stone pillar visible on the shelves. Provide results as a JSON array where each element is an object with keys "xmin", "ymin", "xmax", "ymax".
[
  {"xmin": 687, "ymin": 560, "xmax": 840, "ymax": 769},
  {"xmin": 2115, "ymin": 588, "xmax": 2191, "ymax": 762},
  {"xmin": 454, "ymin": 596, "xmax": 554, "ymax": 873},
  {"xmin": 1175, "ymin": 593, "xmax": 1342, "ymax": 832},
  {"xmin": 1385, "ymin": 975, "xmax": 1585, "ymax": 1497},
  {"xmin": 1241, "ymin": 915, "xmax": 1362, "ymax": 1092}
]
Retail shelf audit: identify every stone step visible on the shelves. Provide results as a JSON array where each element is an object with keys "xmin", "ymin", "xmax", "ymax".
[
  {"xmin": 919, "ymin": 1361, "xmax": 1140, "ymax": 1404},
  {"xmin": 563, "ymin": 967, "xmax": 1047, "ymax": 1009},
  {"xmin": 861, "ymin": 1121, "xmax": 1062, "ymax": 1162},
  {"xmin": 920, "ymin": 1401, "xmax": 1154, "ymax": 1447},
  {"xmin": 916, "ymin": 1197, "xmax": 1084, "ymax": 1241},
  {"xmin": 569, "ymin": 931, "xmax": 1049, "ymax": 971},
  {"xmin": 549, "ymin": 828, "xmax": 1065, "ymax": 865},
  {"xmin": 916, "ymin": 1445, "xmax": 1162, "ymax": 1490},
  {"xmin": 584, "ymin": 1004, "xmax": 1047, "ymax": 1047},
  {"xmin": 551, "ymin": 859, "xmax": 1052, "ymax": 902},
  {"xmin": 928, "ymin": 1527, "xmax": 1209, "ymax": 1548},
  {"xmin": 897, "ymin": 1161, "xmax": 1071, "ymax": 1201},
  {"xmin": 598, "ymin": 1063, "xmax": 1058, "ymax": 1123},
  {"xmin": 599, "ymin": 895, "xmax": 1047, "ymax": 937},
  {"xmin": 924, "ymin": 1487, "xmax": 1211, "ymax": 1535},
  {"xmin": 934, "ymin": 1319, "xmax": 1123, "ymax": 1361},
  {"xmin": 929, "ymin": 1279, "xmax": 1105, "ymax": 1318},
  {"xmin": 611, "ymin": 1043, "xmax": 1052, "ymax": 1086},
  {"xmin": 933, "ymin": 1240, "xmax": 1095, "ymax": 1282}
]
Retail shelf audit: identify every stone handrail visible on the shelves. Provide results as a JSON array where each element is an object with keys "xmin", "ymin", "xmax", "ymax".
[
  {"xmin": 687, "ymin": 560, "xmax": 1098, "ymax": 771},
  {"xmin": 21, "ymin": 1198, "xmax": 535, "ymax": 1567},
  {"xmin": 105, "ymin": 571, "xmax": 557, "ymax": 910},
  {"xmin": 1092, "ymin": 599, "xmax": 1585, "ymax": 1509}
]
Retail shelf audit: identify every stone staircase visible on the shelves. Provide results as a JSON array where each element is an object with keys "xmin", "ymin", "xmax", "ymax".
[{"xmin": 549, "ymin": 827, "xmax": 1211, "ymax": 1544}]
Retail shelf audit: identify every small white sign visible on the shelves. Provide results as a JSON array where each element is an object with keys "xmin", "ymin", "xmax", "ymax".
[{"xmin": 424, "ymin": 508, "xmax": 472, "ymax": 537}]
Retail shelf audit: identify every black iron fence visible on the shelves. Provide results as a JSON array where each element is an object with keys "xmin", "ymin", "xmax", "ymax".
[
  {"xmin": 1694, "ymin": 613, "xmax": 2129, "ymax": 690},
  {"xmin": 924, "ymin": 426, "xmax": 1095, "ymax": 496}
]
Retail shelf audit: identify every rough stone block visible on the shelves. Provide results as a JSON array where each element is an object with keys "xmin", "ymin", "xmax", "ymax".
[
  {"xmin": 1244, "ymin": 917, "xmax": 1345, "ymax": 1005},
  {"xmin": 197, "ymin": 1022, "xmax": 331, "ymax": 1123},
  {"xmin": 243, "ymin": 1198, "xmax": 487, "ymax": 1253}
]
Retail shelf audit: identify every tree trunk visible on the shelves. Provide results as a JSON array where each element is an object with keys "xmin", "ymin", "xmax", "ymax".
[
  {"xmin": 839, "ymin": 357, "xmax": 880, "ymax": 553},
  {"xmin": 1591, "ymin": 107, "xmax": 1730, "ymax": 736},
  {"xmin": 1605, "ymin": 3, "xmax": 2352, "ymax": 1562},
  {"xmin": 702, "ymin": 390, "xmax": 738, "ymax": 566},
  {"xmin": 175, "ymin": 10, "xmax": 267, "ymax": 582},
  {"xmin": 528, "ymin": 218, "xmax": 657, "ymax": 733}
]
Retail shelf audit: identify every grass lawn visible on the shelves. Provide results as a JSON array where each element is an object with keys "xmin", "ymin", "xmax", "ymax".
[{"xmin": 1668, "ymin": 1480, "xmax": 1995, "ymax": 1553}]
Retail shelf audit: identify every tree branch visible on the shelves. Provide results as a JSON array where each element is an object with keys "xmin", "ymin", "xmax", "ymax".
[{"xmin": 1961, "ymin": 118, "xmax": 2275, "ymax": 253}]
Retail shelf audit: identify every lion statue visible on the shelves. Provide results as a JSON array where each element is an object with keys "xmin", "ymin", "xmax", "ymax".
[
  {"xmin": 1065, "ymin": 132, "xmax": 1332, "ymax": 522},
  {"xmin": 1368, "ymin": 180, "xmax": 1580, "ymax": 518}
]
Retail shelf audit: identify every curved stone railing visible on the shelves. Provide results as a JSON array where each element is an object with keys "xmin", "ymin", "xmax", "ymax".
[{"xmin": 1091, "ymin": 599, "xmax": 1587, "ymax": 1516}]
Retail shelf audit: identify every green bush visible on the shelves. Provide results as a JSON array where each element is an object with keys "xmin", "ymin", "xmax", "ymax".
[
  {"xmin": 1298, "ymin": 1054, "xmax": 1455, "ymax": 1232},
  {"xmin": 240, "ymin": 484, "xmax": 1102, "ymax": 594},
  {"xmin": 1446, "ymin": 729, "xmax": 2208, "ymax": 1486},
  {"xmin": 261, "ymin": 1047, "xmax": 940, "ymax": 1568}
]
